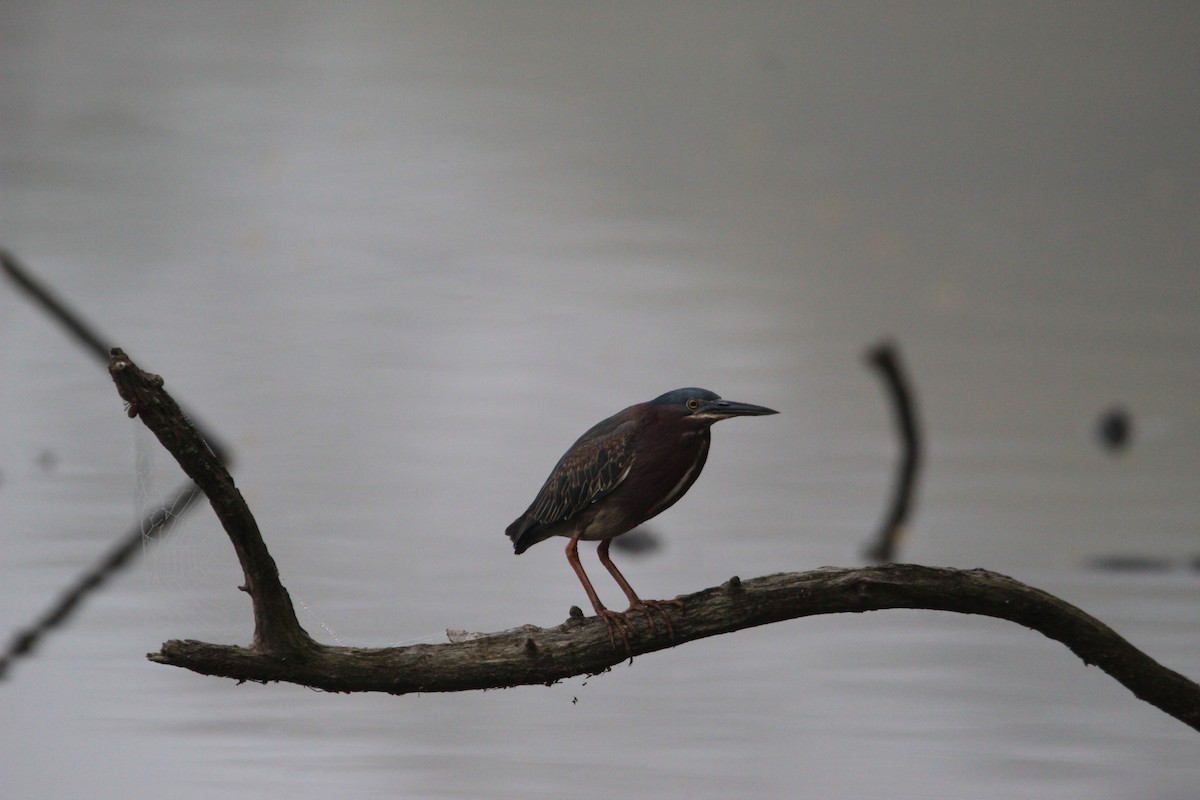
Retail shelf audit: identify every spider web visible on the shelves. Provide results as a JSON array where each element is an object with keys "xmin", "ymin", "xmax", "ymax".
[
  {"xmin": 132, "ymin": 425, "xmax": 346, "ymax": 646},
  {"xmin": 132, "ymin": 425, "xmax": 243, "ymax": 639}
]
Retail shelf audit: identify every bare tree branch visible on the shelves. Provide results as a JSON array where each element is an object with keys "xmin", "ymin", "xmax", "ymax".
[
  {"xmin": 108, "ymin": 348, "xmax": 310, "ymax": 655},
  {"xmin": 108, "ymin": 349, "xmax": 1200, "ymax": 732}
]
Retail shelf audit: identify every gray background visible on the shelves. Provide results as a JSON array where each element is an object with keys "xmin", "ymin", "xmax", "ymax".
[{"xmin": 2, "ymin": 3, "xmax": 1198, "ymax": 798}]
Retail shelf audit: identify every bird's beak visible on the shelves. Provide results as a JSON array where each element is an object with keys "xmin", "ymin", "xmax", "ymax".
[{"xmin": 697, "ymin": 398, "xmax": 779, "ymax": 419}]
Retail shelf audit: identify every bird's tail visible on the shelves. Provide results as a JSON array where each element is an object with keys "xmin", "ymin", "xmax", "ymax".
[{"xmin": 505, "ymin": 515, "xmax": 543, "ymax": 555}]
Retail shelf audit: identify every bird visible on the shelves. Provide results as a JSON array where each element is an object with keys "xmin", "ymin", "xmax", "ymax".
[{"xmin": 506, "ymin": 388, "xmax": 777, "ymax": 650}]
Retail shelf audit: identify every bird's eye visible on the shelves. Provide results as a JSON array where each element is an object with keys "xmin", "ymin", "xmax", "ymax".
[{"xmin": 686, "ymin": 398, "xmax": 700, "ymax": 410}]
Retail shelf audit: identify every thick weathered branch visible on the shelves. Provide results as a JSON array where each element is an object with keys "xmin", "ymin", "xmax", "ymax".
[
  {"xmin": 109, "ymin": 349, "xmax": 1200, "ymax": 732},
  {"xmin": 146, "ymin": 565, "xmax": 1200, "ymax": 731}
]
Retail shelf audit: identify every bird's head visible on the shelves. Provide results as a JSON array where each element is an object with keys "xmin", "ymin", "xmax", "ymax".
[{"xmin": 648, "ymin": 388, "xmax": 778, "ymax": 424}]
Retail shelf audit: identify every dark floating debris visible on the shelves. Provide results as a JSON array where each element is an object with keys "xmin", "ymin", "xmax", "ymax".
[
  {"xmin": 1086, "ymin": 554, "xmax": 1172, "ymax": 572},
  {"xmin": 1087, "ymin": 554, "xmax": 1200, "ymax": 573},
  {"xmin": 1096, "ymin": 406, "xmax": 1133, "ymax": 453},
  {"xmin": 36, "ymin": 449, "xmax": 58, "ymax": 472}
]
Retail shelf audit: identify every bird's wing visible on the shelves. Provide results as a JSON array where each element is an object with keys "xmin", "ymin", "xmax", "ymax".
[{"xmin": 525, "ymin": 419, "xmax": 636, "ymax": 525}]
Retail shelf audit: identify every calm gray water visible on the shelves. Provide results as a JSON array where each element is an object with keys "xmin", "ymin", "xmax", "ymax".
[{"xmin": 2, "ymin": 3, "xmax": 1198, "ymax": 798}]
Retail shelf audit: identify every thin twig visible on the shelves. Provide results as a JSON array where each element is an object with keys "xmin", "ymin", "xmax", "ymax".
[
  {"xmin": 1, "ymin": 249, "xmax": 110, "ymax": 361},
  {"xmin": 0, "ymin": 249, "xmax": 230, "ymax": 678},
  {"xmin": 0, "ymin": 483, "xmax": 201, "ymax": 678}
]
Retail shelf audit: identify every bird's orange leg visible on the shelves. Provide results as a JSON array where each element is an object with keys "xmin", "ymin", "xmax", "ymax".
[
  {"xmin": 566, "ymin": 534, "xmax": 635, "ymax": 653},
  {"xmin": 597, "ymin": 538, "xmax": 684, "ymax": 637}
]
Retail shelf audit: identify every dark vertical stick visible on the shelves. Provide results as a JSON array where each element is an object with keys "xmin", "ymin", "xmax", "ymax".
[{"xmin": 864, "ymin": 341, "xmax": 923, "ymax": 563}]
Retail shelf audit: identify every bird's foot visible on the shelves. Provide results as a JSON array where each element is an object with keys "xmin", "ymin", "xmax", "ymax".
[
  {"xmin": 626, "ymin": 598, "xmax": 685, "ymax": 638},
  {"xmin": 595, "ymin": 607, "xmax": 637, "ymax": 655}
]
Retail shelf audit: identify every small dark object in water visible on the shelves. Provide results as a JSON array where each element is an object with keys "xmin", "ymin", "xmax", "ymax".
[
  {"xmin": 1096, "ymin": 407, "xmax": 1132, "ymax": 453},
  {"xmin": 1087, "ymin": 554, "xmax": 1171, "ymax": 572},
  {"xmin": 36, "ymin": 449, "xmax": 58, "ymax": 471}
]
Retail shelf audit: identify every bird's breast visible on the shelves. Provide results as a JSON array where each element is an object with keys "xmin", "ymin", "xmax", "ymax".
[
  {"xmin": 642, "ymin": 453, "xmax": 704, "ymax": 519},
  {"xmin": 619, "ymin": 428, "xmax": 711, "ymax": 522}
]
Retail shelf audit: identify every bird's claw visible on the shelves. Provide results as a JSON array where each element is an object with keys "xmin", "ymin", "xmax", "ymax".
[
  {"xmin": 627, "ymin": 599, "xmax": 685, "ymax": 638},
  {"xmin": 590, "ymin": 599, "xmax": 685, "ymax": 661},
  {"xmin": 596, "ymin": 608, "xmax": 637, "ymax": 656}
]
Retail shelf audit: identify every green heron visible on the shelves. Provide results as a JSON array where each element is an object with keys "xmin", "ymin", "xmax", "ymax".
[{"xmin": 506, "ymin": 388, "xmax": 777, "ymax": 649}]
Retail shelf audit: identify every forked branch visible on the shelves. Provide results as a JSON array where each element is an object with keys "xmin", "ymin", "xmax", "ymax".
[{"xmin": 108, "ymin": 349, "xmax": 1200, "ymax": 732}]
